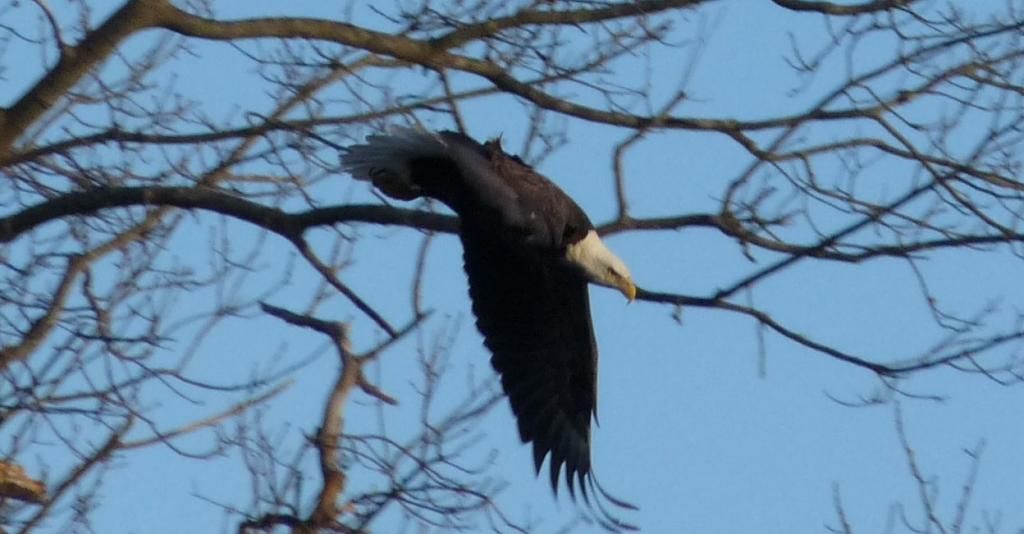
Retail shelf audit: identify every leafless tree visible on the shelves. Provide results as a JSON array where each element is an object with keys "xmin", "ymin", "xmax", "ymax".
[
  {"xmin": 829, "ymin": 405, "xmax": 997, "ymax": 534},
  {"xmin": 1, "ymin": 0, "xmax": 1023, "ymax": 532}
]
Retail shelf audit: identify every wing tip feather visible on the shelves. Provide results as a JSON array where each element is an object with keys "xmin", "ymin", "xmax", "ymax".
[{"xmin": 339, "ymin": 127, "xmax": 449, "ymax": 198}]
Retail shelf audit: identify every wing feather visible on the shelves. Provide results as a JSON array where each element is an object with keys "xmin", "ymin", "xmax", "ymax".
[
  {"xmin": 341, "ymin": 128, "xmax": 584, "ymax": 245},
  {"xmin": 459, "ymin": 224, "xmax": 597, "ymax": 497}
]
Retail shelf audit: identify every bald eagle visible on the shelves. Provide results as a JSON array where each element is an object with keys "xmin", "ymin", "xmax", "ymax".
[{"xmin": 341, "ymin": 129, "xmax": 636, "ymax": 523}]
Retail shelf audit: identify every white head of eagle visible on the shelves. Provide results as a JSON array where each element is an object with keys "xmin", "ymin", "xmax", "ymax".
[
  {"xmin": 566, "ymin": 229, "xmax": 636, "ymax": 301},
  {"xmin": 341, "ymin": 127, "xmax": 638, "ymax": 528}
]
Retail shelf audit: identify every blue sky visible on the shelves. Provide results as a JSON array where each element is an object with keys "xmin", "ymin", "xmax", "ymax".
[{"xmin": 3, "ymin": 1, "xmax": 1024, "ymax": 533}]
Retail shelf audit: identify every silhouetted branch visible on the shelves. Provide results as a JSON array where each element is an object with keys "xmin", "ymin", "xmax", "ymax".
[
  {"xmin": 773, "ymin": 0, "xmax": 916, "ymax": 16},
  {"xmin": 0, "ymin": 186, "xmax": 458, "ymax": 244},
  {"xmin": 5, "ymin": 0, "xmax": 1024, "ymax": 531}
]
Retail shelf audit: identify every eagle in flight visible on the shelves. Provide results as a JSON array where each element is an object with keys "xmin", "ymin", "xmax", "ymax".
[{"xmin": 341, "ymin": 128, "xmax": 637, "ymax": 528}]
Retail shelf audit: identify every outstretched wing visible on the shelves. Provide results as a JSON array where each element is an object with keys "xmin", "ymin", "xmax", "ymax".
[
  {"xmin": 459, "ymin": 223, "xmax": 598, "ymax": 496},
  {"xmin": 340, "ymin": 128, "xmax": 586, "ymax": 246}
]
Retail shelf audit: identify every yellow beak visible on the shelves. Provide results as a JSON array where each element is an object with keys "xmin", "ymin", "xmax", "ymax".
[{"xmin": 619, "ymin": 279, "xmax": 637, "ymax": 302}]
